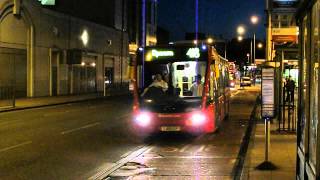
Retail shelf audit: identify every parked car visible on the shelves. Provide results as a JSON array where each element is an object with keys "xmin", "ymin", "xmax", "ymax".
[{"xmin": 240, "ymin": 77, "xmax": 252, "ymax": 86}]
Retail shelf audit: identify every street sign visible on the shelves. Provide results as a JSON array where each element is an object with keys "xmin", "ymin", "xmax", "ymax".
[
  {"xmin": 272, "ymin": 28, "xmax": 299, "ymax": 43},
  {"xmin": 262, "ymin": 68, "xmax": 275, "ymax": 118}
]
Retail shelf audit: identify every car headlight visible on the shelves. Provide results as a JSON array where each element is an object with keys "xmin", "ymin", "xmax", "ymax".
[
  {"xmin": 134, "ymin": 113, "xmax": 151, "ymax": 127},
  {"xmin": 191, "ymin": 113, "xmax": 206, "ymax": 126}
]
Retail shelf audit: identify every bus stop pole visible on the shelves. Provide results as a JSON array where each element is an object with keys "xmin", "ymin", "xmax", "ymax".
[{"xmin": 265, "ymin": 118, "xmax": 270, "ymax": 162}]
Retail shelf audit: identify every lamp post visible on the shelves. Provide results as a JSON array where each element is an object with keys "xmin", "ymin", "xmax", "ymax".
[
  {"xmin": 251, "ymin": 15, "xmax": 259, "ymax": 64},
  {"xmin": 208, "ymin": 37, "xmax": 227, "ymax": 59}
]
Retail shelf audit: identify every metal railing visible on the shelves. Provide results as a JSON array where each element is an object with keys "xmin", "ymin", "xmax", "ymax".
[{"xmin": 278, "ymin": 87, "xmax": 297, "ymax": 132}]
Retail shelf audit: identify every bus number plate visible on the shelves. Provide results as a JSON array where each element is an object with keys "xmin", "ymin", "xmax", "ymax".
[{"xmin": 160, "ymin": 126, "xmax": 181, "ymax": 132}]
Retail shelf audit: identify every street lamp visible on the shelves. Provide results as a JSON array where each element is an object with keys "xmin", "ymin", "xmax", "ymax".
[
  {"xmin": 237, "ymin": 25, "xmax": 246, "ymax": 35},
  {"xmin": 250, "ymin": 15, "xmax": 259, "ymax": 64},
  {"xmin": 207, "ymin": 38, "xmax": 213, "ymax": 44},
  {"xmin": 251, "ymin": 15, "xmax": 258, "ymax": 25},
  {"xmin": 258, "ymin": 42, "xmax": 263, "ymax": 49},
  {"xmin": 238, "ymin": 36, "xmax": 243, "ymax": 42}
]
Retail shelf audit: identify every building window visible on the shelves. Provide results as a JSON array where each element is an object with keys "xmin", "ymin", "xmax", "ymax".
[
  {"xmin": 272, "ymin": 21, "xmax": 280, "ymax": 28},
  {"xmin": 282, "ymin": 15, "xmax": 288, "ymax": 20},
  {"xmin": 281, "ymin": 21, "xmax": 289, "ymax": 27}
]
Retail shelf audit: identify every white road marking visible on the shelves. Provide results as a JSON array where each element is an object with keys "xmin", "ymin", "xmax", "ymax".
[
  {"xmin": 0, "ymin": 141, "xmax": 32, "ymax": 153},
  {"xmin": 140, "ymin": 155, "xmax": 235, "ymax": 159},
  {"xmin": 179, "ymin": 144, "xmax": 191, "ymax": 152},
  {"xmin": 196, "ymin": 145, "xmax": 206, "ymax": 153},
  {"xmin": 61, "ymin": 122, "xmax": 100, "ymax": 135}
]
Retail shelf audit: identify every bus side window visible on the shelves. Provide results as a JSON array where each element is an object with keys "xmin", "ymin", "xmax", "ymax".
[{"xmin": 209, "ymin": 65, "xmax": 217, "ymax": 100}]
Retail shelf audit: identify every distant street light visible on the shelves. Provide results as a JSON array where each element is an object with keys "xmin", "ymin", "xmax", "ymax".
[
  {"xmin": 258, "ymin": 43, "xmax": 263, "ymax": 49},
  {"xmin": 250, "ymin": 15, "xmax": 259, "ymax": 64},
  {"xmin": 237, "ymin": 25, "xmax": 246, "ymax": 35},
  {"xmin": 207, "ymin": 38, "xmax": 213, "ymax": 44},
  {"xmin": 251, "ymin": 15, "xmax": 258, "ymax": 25},
  {"xmin": 238, "ymin": 36, "xmax": 243, "ymax": 42}
]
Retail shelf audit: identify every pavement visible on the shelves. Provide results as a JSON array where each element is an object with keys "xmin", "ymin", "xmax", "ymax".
[
  {"xmin": 0, "ymin": 93, "xmax": 123, "ymax": 112},
  {"xmin": 241, "ymin": 105, "xmax": 297, "ymax": 179}
]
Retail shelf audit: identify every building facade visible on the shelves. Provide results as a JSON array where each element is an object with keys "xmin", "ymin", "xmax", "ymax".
[
  {"xmin": 0, "ymin": 0, "xmax": 130, "ymax": 98},
  {"xmin": 127, "ymin": 0, "xmax": 157, "ymax": 82},
  {"xmin": 296, "ymin": 1, "xmax": 320, "ymax": 179}
]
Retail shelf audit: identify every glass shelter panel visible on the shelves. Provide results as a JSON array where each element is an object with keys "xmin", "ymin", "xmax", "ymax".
[
  {"xmin": 299, "ymin": 15, "xmax": 309, "ymax": 152},
  {"xmin": 309, "ymin": 2, "xmax": 319, "ymax": 170}
]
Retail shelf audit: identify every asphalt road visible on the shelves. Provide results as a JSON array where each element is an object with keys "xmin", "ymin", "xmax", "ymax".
[{"xmin": 0, "ymin": 87, "xmax": 259, "ymax": 180}]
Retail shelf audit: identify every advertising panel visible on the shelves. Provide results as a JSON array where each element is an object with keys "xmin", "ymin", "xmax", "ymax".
[{"xmin": 262, "ymin": 68, "xmax": 275, "ymax": 118}]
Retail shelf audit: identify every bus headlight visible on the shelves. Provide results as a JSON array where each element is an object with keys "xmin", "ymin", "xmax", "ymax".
[
  {"xmin": 134, "ymin": 113, "xmax": 151, "ymax": 127},
  {"xmin": 191, "ymin": 113, "xmax": 206, "ymax": 126}
]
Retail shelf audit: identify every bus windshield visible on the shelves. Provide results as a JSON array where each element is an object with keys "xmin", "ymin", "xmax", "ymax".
[
  {"xmin": 141, "ymin": 61, "xmax": 207, "ymax": 98},
  {"xmin": 138, "ymin": 60, "xmax": 207, "ymax": 113}
]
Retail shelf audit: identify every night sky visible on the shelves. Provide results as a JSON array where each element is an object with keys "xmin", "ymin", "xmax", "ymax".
[{"xmin": 158, "ymin": 0, "xmax": 266, "ymax": 41}]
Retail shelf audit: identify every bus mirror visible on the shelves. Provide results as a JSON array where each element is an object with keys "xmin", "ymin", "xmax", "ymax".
[{"xmin": 177, "ymin": 65, "xmax": 185, "ymax": 70}]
